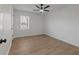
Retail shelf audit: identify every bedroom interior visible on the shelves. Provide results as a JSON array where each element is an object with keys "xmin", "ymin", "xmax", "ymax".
[{"xmin": 0, "ymin": 4, "xmax": 79, "ymax": 55}]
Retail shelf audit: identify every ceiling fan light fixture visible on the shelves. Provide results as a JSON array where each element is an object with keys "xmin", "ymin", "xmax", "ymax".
[{"xmin": 40, "ymin": 9, "xmax": 44, "ymax": 12}]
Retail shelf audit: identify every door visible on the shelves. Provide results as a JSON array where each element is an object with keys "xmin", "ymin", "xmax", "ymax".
[{"xmin": 0, "ymin": 5, "xmax": 13, "ymax": 55}]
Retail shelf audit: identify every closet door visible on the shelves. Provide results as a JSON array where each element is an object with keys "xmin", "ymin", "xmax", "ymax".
[{"xmin": 0, "ymin": 5, "xmax": 13, "ymax": 55}]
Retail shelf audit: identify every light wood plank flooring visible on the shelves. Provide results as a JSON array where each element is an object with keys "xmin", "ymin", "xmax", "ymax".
[{"xmin": 9, "ymin": 34, "xmax": 79, "ymax": 55}]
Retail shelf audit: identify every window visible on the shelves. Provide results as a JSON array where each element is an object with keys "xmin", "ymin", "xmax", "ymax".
[
  {"xmin": 20, "ymin": 16, "xmax": 29, "ymax": 30},
  {"xmin": 0, "ymin": 13, "xmax": 3, "ymax": 30}
]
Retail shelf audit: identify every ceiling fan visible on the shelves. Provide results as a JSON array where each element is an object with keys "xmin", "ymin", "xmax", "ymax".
[{"xmin": 33, "ymin": 4, "xmax": 50, "ymax": 13}]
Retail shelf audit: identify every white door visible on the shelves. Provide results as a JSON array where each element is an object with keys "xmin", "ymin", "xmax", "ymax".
[{"xmin": 0, "ymin": 5, "xmax": 13, "ymax": 55}]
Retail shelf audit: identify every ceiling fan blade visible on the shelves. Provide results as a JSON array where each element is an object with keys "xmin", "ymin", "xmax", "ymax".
[
  {"xmin": 33, "ymin": 9, "xmax": 39, "ymax": 11},
  {"xmin": 44, "ymin": 5, "xmax": 50, "ymax": 9},
  {"xmin": 44, "ymin": 10, "xmax": 50, "ymax": 12},
  {"xmin": 36, "ymin": 5, "xmax": 40, "ymax": 9}
]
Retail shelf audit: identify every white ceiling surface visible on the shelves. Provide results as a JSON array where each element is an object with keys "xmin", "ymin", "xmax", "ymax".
[{"xmin": 13, "ymin": 4, "xmax": 68, "ymax": 15}]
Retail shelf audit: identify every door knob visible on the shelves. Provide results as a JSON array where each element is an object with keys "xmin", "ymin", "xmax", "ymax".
[
  {"xmin": 0, "ymin": 39, "xmax": 7, "ymax": 44},
  {"xmin": 0, "ymin": 39, "xmax": 2, "ymax": 43}
]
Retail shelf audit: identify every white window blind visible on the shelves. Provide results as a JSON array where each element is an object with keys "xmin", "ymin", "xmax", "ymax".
[{"xmin": 20, "ymin": 16, "xmax": 29, "ymax": 30}]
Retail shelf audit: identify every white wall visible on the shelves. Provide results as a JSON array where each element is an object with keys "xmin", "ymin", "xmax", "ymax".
[
  {"xmin": 45, "ymin": 5, "xmax": 79, "ymax": 47},
  {"xmin": 13, "ymin": 9, "xmax": 44, "ymax": 38}
]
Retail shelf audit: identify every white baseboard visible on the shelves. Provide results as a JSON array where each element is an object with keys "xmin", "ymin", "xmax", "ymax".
[
  {"xmin": 13, "ymin": 33, "xmax": 44, "ymax": 38},
  {"xmin": 46, "ymin": 33, "xmax": 79, "ymax": 47}
]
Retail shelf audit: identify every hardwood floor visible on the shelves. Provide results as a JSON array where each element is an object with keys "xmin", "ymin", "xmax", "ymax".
[{"xmin": 9, "ymin": 34, "xmax": 79, "ymax": 55}]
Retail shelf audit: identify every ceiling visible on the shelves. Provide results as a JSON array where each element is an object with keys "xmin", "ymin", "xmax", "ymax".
[{"xmin": 13, "ymin": 4, "xmax": 68, "ymax": 15}]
